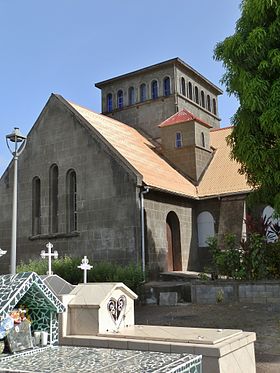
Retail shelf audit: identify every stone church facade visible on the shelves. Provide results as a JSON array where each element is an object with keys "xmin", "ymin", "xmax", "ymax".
[{"xmin": 0, "ymin": 58, "xmax": 250, "ymax": 275}]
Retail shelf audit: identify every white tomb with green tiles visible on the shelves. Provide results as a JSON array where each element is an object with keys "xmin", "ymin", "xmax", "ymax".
[{"xmin": 0, "ymin": 272, "xmax": 65, "ymax": 346}]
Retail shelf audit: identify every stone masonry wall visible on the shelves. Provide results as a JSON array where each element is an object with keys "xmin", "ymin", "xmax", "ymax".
[
  {"xmin": 192, "ymin": 281, "xmax": 280, "ymax": 305},
  {"xmin": 0, "ymin": 95, "xmax": 141, "ymax": 273},
  {"xmin": 144, "ymin": 191, "xmax": 196, "ymax": 274}
]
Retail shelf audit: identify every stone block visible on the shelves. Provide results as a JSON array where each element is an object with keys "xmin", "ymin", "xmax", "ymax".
[{"xmin": 159, "ymin": 292, "xmax": 178, "ymax": 306}]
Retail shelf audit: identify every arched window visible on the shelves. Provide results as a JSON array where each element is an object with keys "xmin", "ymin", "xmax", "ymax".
[
  {"xmin": 49, "ymin": 164, "xmax": 58, "ymax": 233},
  {"xmin": 201, "ymin": 91, "xmax": 205, "ymax": 108},
  {"xmin": 140, "ymin": 83, "xmax": 146, "ymax": 102},
  {"xmin": 151, "ymin": 80, "xmax": 158, "ymax": 99},
  {"xmin": 175, "ymin": 132, "xmax": 183, "ymax": 148},
  {"xmin": 163, "ymin": 77, "xmax": 171, "ymax": 96},
  {"xmin": 197, "ymin": 211, "xmax": 215, "ymax": 247},
  {"xmin": 32, "ymin": 177, "xmax": 41, "ymax": 235},
  {"xmin": 117, "ymin": 90, "xmax": 123, "ymax": 109},
  {"xmin": 195, "ymin": 86, "xmax": 199, "ymax": 104},
  {"xmin": 128, "ymin": 87, "xmax": 135, "ymax": 105},
  {"xmin": 207, "ymin": 94, "xmax": 211, "ymax": 112},
  {"xmin": 106, "ymin": 93, "xmax": 113, "ymax": 112},
  {"xmin": 212, "ymin": 98, "xmax": 217, "ymax": 115},
  {"xmin": 188, "ymin": 82, "xmax": 193, "ymax": 100},
  {"xmin": 181, "ymin": 77, "xmax": 186, "ymax": 96},
  {"xmin": 262, "ymin": 206, "xmax": 280, "ymax": 242},
  {"xmin": 66, "ymin": 169, "xmax": 77, "ymax": 232},
  {"xmin": 201, "ymin": 132, "xmax": 205, "ymax": 147}
]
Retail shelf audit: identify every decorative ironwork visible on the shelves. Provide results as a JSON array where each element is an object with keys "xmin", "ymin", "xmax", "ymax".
[{"xmin": 107, "ymin": 295, "xmax": 126, "ymax": 324}]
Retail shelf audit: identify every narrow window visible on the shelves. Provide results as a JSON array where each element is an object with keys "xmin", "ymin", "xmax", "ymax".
[
  {"xmin": 151, "ymin": 80, "xmax": 158, "ymax": 99},
  {"xmin": 181, "ymin": 77, "xmax": 186, "ymax": 96},
  {"xmin": 107, "ymin": 93, "xmax": 113, "ymax": 112},
  {"xmin": 201, "ymin": 91, "xmax": 205, "ymax": 108},
  {"xmin": 188, "ymin": 82, "xmax": 193, "ymax": 100},
  {"xmin": 117, "ymin": 90, "xmax": 123, "ymax": 109},
  {"xmin": 207, "ymin": 95, "xmax": 211, "ymax": 112},
  {"xmin": 212, "ymin": 98, "xmax": 217, "ymax": 115},
  {"xmin": 66, "ymin": 169, "xmax": 77, "ymax": 232},
  {"xmin": 140, "ymin": 83, "xmax": 146, "ymax": 102},
  {"xmin": 195, "ymin": 86, "xmax": 199, "ymax": 104},
  {"xmin": 163, "ymin": 77, "xmax": 171, "ymax": 96},
  {"xmin": 128, "ymin": 87, "xmax": 135, "ymax": 105},
  {"xmin": 32, "ymin": 177, "xmax": 41, "ymax": 235},
  {"xmin": 201, "ymin": 132, "xmax": 205, "ymax": 147},
  {"xmin": 175, "ymin": 132, "xmax": 183, "ymax": 148},
  {"xmin": 49, "ymin": 164, "xmax": 58, "ymax": 233}
]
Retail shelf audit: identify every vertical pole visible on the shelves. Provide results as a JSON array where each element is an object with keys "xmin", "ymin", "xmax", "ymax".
[
  {"xmin": 10, "ymin": 155, "xmax": 18, "ymax": 275},
  {"xmin": 48, "ymin": 246, "xmax": 52, "ymax": 275},
  {"xmin": 84, "ymin": 268, "xmax": 87, "ymax": 284}
]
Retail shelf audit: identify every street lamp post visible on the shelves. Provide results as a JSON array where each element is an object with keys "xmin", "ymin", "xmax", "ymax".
[{"xmin": 6, "ymin": 127, "xmax": 27, "ymax": 275}]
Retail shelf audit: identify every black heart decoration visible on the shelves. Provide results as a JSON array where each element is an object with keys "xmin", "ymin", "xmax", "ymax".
[{"xmin": 107, "ymin": 295, "xmax": 126, "ymax": 324}]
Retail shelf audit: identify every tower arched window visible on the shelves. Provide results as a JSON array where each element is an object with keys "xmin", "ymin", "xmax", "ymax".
[
  {"xmin": 181, "ymin": 77, "xmax": 186, "ymax": 96},
  {"xmin": 128, "ymin": 87, "xmax": 135, "ymax": 105},
  {"xmin": 163, "ymin": 77, "xmax": 171, "ymax": 96},
  {"xmin": 66, "ymin": 169, "xmax": 77, "ymax": 232},
  {"xmin": 201, "ymin": 132, "xmax": 205, "ymax": 148},
  {"xmin": 32, "ymin": 177, "xmax": 41, "ymax": 235},
  {"xmin": 195, "ymin": 86, "xmax": 199, "ymax": 104},
  {"xmin": 175, "ymin": 132, "xmax": 183, "ymax": 148},
  {"xmin": 107, "ymin": 93, "xmax": 113, "ymax": 112},
  {"xmin": 207, "ymin": 95, "xmax": 211, "ymax": 112},
  {"xmin": 117, "ymin": 90, "xmax": 123, "ymax": 109},
  {"xmin": 49, "ymin": 164, "xmax": 58, "ymax": 233},
  {"xmin": 188, "ymin": 82, "xmax": 193, "ymax": 100},
  {"xmin": 212, "ymin": 98, "xmax": 217, "ymax": 115},
  {"xmin": 140, "ymin": 83, "xmax": 146, "ymax": 102},
  {"xmin": 201, "ymin": 91, "xmax": 205, "ymax": 108},
  {"xmin": 197, "ymin": 211, "xmax": 215, "ymax": 247},
  {"xmin": 151, "ymin": 80, "xmax": 158, "ymax": 99}
]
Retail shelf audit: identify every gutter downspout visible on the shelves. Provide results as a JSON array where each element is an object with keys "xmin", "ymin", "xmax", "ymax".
[{"xmin": 140, "ymin": 186, "xmax": 150, "ymax": 279}]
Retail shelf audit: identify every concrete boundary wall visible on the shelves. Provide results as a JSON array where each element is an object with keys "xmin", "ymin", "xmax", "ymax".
[{"xmin": 191, "ymin": 280, "xmax": 280, "ymax": 305}]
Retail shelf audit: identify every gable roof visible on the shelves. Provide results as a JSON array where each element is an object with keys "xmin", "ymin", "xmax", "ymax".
[
  {"xmin": 68, "ymin": 283, "xmax": 138, "ymax": 306},
  {"xmin": 0, "ymin": 272, "xmax": 65, "ymax": 319},
  {"xmin": 54, "ymin": 95, "xmax": 250, "ymax": 200},
  {"xmin": 158, "ymin": 109, "xmax": 212, "ymax": 129},
  {"xmin": 197, "ymin": 127, "xmax": 251, "ymax": 198},
  {"xmin": 60, "ymin": 96, "xmax": 197, "ymax": 198}
]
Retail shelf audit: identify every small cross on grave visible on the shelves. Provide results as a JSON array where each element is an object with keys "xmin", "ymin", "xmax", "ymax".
[
  {"xmin": 78, "ymin": 256, "xmax": 93, "ymax": 284},
  {"xmin": 40, "ymin": 242, "xmax": 58, "ymax": 275}
]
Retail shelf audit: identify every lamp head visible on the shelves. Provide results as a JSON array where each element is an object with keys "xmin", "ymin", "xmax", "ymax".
[{"xmin": 6, "ymin": 127, "xmax": 27, "ymax": 143}]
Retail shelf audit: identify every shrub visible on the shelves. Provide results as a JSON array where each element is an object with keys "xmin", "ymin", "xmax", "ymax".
[{"xmin": 17, "ymin": 257, "xmax": 144, "ymax": 293}]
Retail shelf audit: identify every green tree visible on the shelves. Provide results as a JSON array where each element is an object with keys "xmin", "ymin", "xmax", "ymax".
[{"xmin": 214, "ymin": 0, "xmax": 280, "ymax": 212}]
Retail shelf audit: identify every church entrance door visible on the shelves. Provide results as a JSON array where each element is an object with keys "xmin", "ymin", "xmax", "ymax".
[{"xmin": 166, "ymin": 212, "xmax": 182, "ymax": 271}]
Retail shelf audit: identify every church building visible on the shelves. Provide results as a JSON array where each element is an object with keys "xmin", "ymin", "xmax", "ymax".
[{"xmin": 0, "ymin": 58, "xmax": 251, "ymax": 275}]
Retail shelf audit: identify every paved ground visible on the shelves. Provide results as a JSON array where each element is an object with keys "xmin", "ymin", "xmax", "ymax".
[{"xmin": 135, "ymin": 303, "xmax": 280, "ymax": 373}]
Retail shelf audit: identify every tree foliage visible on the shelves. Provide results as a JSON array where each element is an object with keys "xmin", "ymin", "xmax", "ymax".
[{"xmin": 214, "ymin": 0, "xmax": 280, "ymax": 212}]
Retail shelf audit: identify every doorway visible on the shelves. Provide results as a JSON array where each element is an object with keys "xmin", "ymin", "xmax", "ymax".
[{"xmin": 166, "ymin": 212, "xmax": 182, "ymax": 271}]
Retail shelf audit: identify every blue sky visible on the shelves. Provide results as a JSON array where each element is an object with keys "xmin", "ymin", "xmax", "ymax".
[{"xmin": 0, "ymin": 0, "xmax": 241, "ymax": 176}]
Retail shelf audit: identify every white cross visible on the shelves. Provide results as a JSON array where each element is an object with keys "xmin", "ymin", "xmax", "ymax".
[
  {"xmin": 78, "ymin": 256, "xmax": 93, "ymax": 284},
  {"xmin": 40, "ymin": 242, "xmax": 58, "ymax": 275},
  {"xmin": 0, "ymin": 248, "xmax": 7, "ymax": 258}
]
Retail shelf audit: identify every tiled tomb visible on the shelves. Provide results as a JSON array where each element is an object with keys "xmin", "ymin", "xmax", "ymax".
[
  {"xmin": 0, "ymin": 345, "xmax": 202, "ymax": 372},
  {"xmin": 0, "ymin": 272, "xmax": 65, "ymax": 349},
  {"xmin": 60, "ymin": 282, "xmax": 257, "ymax": 373}
]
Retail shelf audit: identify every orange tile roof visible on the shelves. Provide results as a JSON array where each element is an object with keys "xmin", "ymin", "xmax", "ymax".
[
  {"xmin": 66, "ymin": 99, "xmax": 197, "ymax": 198},
  {"xmin": 61, "ymin": 96, "xmax": 250, "ymax": 199},
  {"xmin": 197, "ymin": 127, "xmax": 251, "ymax": 197},
  {"xmin": 158, "ymin": 109, "xmax": 212, "ymax": 128}
]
